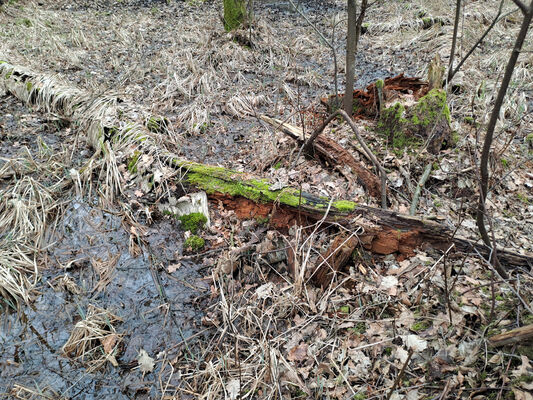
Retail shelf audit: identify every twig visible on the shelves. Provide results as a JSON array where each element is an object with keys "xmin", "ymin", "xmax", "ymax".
[
  {"xmin": 448, "ymin": 0, "xmax": 506, "ymax": 83},
  {"xmin": 287, "ymin": 0, "xmax": 339, "ymax": 106},
  {"xmin": 474, "ymin": 248, "xmax": 533, "ymax": 315},
  {"xmin": 409, "ymin": 162, "xmax": 432, "ymax": 216},
  {"xmin": 385, "ymin": 348, "xmax": 413, "ymax": 400}
]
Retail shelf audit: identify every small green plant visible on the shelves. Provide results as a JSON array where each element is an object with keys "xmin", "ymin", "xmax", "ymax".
[
  {"xmin": 339, "ymin": 305, "xmax": 350, "ymax": 314},
  {"xmin": 184, "ymin": 235, "xmax": 205, "ymax": 252},
  {"xmin": 15, "ymin": 17, "xmax": 32, "ymax": 27},
  {"xmin": 517, "ymin": 192, "xmax": 529, "ymax": 204},
  {"xmin": 411, "ymin": 320, "xmax": 431, "ymax": 332},
  {"xmin": 273, "ymin": 161, "xmax": 282, "ymax": 170},
  {"xmin": 127, "ymin": 151, "xmax": 141, "ymax": 173},
  {"xmin": 500, "ymin": 158, "xmax": 509, "ymax": 168},
  {"xmin": 178, "ymin": 212, "xmax": 207, "ymax": 234}
]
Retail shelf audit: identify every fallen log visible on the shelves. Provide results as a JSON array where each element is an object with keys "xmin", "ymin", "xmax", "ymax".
[
  {"xmin": 1, "ymin": 60, "xmax": 531, "ymax": 271},
  {"xmin": 167, "ymin": 158, "xmax": 532, "ymax": 269}
]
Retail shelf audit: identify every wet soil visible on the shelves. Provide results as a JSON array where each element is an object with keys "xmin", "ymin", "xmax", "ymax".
[{"xmin": 0, "ymin": 96, "xmax": 209, "ymax": 399}]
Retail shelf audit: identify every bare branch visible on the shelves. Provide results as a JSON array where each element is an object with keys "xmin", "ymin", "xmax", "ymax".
[{"xmin": 510, "ymin": 0, "xmax": 528, "ymax": 14}]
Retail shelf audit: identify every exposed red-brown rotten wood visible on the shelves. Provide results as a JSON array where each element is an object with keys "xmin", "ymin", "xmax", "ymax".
[
  {"xmin": 314, "ymin": 135, "xmax": 381, "ymax": 197},
  {"xmin": 321, "ymin": 73, "xmax": 429, "ymax": 119},
  {"xmin": 312, "ymin": 235, "xmax": 359, "ymax": 288}
]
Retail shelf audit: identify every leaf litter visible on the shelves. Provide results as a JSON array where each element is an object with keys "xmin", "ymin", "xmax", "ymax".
[{"xmin": 0, "ymin": 0, "xmax": 532, "ymax": 399}]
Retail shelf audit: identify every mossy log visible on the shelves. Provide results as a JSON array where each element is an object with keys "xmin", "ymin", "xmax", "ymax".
[
  {"xmin": 1, "ymin": 61, "xmax": 531, "ymax": 270},
  {"xmin": 169, "ymin": 158, "xmax": 532, "ymax": 269}
]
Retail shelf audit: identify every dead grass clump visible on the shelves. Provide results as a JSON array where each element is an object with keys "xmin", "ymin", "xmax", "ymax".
[
  {"xmin": 9, "ymin": 383, "xmax": 68, "ymax": 400},
  {"xmin": 62, "ymin": 304, "xmax": 123, "ymax": 372}
]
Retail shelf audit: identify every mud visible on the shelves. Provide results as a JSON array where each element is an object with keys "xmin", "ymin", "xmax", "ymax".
[{"xmin": 0, "ymin": 95, "xmax": 209, "ymax": 399}]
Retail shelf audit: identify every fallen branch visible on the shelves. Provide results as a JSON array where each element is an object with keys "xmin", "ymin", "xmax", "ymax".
[
  {"xmin": 2, "ymin": 60, "xmax": 532, "ymax": 271},
  {"xmin": 301, "ymin": 109, "xmax": 388, "ymax": 209},
  {"xmin": 489, "ymin": 324, "xmax": 533, "ymax": 347},
  {"xmin": 409, "ymin": 162, "xmax": 433, "ymax": 216},
  {"xmin": 261, "ymin": 115, "xmax": 382, "ymax": 199}
]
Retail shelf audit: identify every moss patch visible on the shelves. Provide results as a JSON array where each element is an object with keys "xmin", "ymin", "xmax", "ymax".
[
  {"xmin": 127, "ymin": 151, "xmax": 141, "ymax": 174},
  {"xmin": 184, "ymin": 235, "xmax": 205, "ymax": 252},
  {"xmin": 410, "ymin": 89, "xmax": 450, "ymax": 126},
  {"xmin": 178, "ymin": 212, "xmax": 207, "ymax": 234},
  {"xmin": 223, "ymin": 0, "xmax": 247, "ymax": 31}
]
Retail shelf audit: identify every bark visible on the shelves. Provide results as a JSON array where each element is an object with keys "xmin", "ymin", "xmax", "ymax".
[
  {"xmin": 344, "ymin": 0, "xmax": 357, "ymax": 115},
  {"xmin": 476, "ymin": 4, "xmax": 533, "ymax": 274},
  {"xmin": 489, "ymin": 324, "xmax": 533, "ymax": 347}
]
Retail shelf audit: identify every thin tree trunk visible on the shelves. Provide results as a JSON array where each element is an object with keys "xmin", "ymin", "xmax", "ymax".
[
  {"xmin": 344, "ymin": 0, "xmax": 357, "ymax": 114},
  {"xmin": 476, "ymin": 2, "xmax": 533, "ymax": 275},
  {"xmin": 447, "ymin": 0, "xmax": 462, "ymax": 83}
]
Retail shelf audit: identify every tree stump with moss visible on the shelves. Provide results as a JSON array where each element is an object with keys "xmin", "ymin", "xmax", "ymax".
[{"xmin": 377, "ymin": 89, "xmax": 453, "ymax": 154}]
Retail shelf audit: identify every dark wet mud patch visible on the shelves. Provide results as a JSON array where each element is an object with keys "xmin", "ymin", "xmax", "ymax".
[{"xmin": 1, "ymin": 200, "xmax": 209, "ymax": 399}]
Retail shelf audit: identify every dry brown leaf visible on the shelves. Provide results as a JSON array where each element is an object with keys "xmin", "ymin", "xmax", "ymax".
[{"xmin": 288, "ymin": 343, "xmax": 308, "ymax": 362}]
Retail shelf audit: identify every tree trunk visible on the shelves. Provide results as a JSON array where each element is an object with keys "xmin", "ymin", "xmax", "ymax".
[
  {"xmin": 223, "ymin": 0, "xmax": 248, "ymax": 31},
  {"xmin": 344, "ymin": 0, "xmax": 357, "ymax": 114}
]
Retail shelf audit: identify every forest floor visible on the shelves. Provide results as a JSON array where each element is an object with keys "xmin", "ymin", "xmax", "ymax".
[{"xmin": 0, "ymin": 0, "xmax": 532, "ymax": 399}]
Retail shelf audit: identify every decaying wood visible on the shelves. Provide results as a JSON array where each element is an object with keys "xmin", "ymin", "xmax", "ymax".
[
  {"xmin": 321, "ymin": 73, "xmax": 428, "ymax": 119},
  {"xmin": 2, "ymin": 61, "xmax": 531, "ymax": 272},
  {"xmin": 199, "ymin": 184, "xmax": 533, "ymax": 270},
  {"xmin": 312, "ymin": 235, "xmax": 359, "ymax": 288},
  {"xmin": 488, "ymin": 324, "xmax": 533, "ymax": 347},
  {"xmin": 260, "ymin": 115, "xmax": 382, "ymax": 198}
]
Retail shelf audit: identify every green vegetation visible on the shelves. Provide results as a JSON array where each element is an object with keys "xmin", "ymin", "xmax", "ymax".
[
  {"xmin": 500, "ymin": 158, "xmax": 509, "ymax": 168},
  {"xmin": 184, "ymin": 235, "xmax": 205, "ymax": 252},
  {"xmin": 127, "ymin": 151, "xmax": 141, "ymax": 173},
  {"xmin": 178, "ymin": 212, "xmax": 207, "ymax": 234},
  {"xmin": 146, "ymin": 116, "xmax": 168, "ymax": 133},
  {"xmin": 411, "ymin": 320, "xmax": 431, "ymax": 332},
  {"xmin": 223, "ymin": 0, "xmax": 248, "ymax": 31},
  {"xmin": 517, "ymin": 192, "xmax": 529, "ymax": 204},
  {"xmin": 410, "ymin": 89, "xmax": 450, "ymax": 126},
  {"xmin": 15, "ymin": 17, "xmax": 32, "ymax": 27},
  {"xmin": 332, "ymin": 200, "xmax": 357, "ymax": 212}
]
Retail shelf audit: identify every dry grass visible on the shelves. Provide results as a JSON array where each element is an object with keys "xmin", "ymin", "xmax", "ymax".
[{"xmin": 62, "ymin": 304, "xmax": 123, "ymax": 373}]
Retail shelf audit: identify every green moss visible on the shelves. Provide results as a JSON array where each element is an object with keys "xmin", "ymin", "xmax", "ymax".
[
  {"xmin": 375, "ymin": 79, "xmax": 384, "ymax": 89},
  {"xmin": 25, "ymin": 81, "xmax": 32, "ymax": 92},
  {"xmin": 273, "ymin": 162, "xmax": 282, "ymax": 170},
  {"xmin": 340, "ymin": 305, "xmax": 350, "ymax": 314},
  {"xmin": 178, "ymin": 212, "xmax": 207, "ymax": 234},
  {"xmin": 377, "ymin": 102, "xmax": 408, "ymax": 150},
  {"xmin": 185, "ymin": 168, "xmax": 304, "ymax": 207},
  {"xmin": 184, "ymin": 235, "xmax": 205, "ymax": 252},
  {"xmin": 411, "ymin": 89, "xmax": 450, "ymax": 126},
  {"xmin": 223, "ymin": 0, "xmax": 248, "ymax": 31},
  {"xmin": 411, "ymin": 321, "xmax": 431, "ymax": 332},
  {"xmin": 127, "ymin": 151, "xmax": 141, "ymax": 173},
  {"xmin": 333, "ymin": 200, "xmax": 357, "ymax": 212}
]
